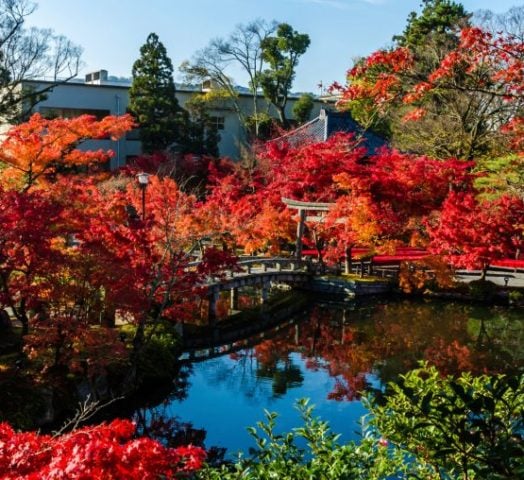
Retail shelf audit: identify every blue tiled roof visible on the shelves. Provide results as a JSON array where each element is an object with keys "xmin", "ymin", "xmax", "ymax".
[
  {"xmin": 270, "ymin": 109, "xmax": 387, "ymax": 154},
  {"xmin": 325, "ymin": 111, "xmax": 387, "ymax": 153}
]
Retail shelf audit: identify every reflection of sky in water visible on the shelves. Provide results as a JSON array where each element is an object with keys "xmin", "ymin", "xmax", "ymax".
[
  {"xmin": 143, "ymin": 299, "xmax": 523, "ymax": 457},
  {"xmin": 160, "ymin": 352, "xmax": 371, "ymax": 456}
]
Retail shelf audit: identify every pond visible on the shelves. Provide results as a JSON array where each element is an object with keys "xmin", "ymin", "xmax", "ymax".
[{"xmin": 133, "ymin": 297, "xmax": 524, "ymax": 459}]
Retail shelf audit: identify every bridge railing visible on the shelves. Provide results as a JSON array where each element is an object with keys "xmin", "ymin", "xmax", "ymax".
[
  {"xmin": 237, "ymin": 257, "xmax": 308, "ymax": 274},
  {"xmin": 187, "ymin": 256, "xmax": 311, "ymax": 284}
]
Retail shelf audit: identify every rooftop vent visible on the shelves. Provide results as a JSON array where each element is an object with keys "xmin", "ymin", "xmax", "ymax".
[
  {"xmin": 202, "ymin": 78, "xmax": 221, "ymax": 91},
  {"xmin": 85, "ymin": 69, "xmax": 109, "ymax": 85}
]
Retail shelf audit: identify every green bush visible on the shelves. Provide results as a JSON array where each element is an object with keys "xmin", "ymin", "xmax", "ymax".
[
  {"xmin": 198, "ymin": 399, "xmax": 424, "ymax": 480},
  {"xmin": 368, "ymin": 364, "xmax": 524, "ymax": 479},
  {"xmin": 198, "ymin": 366, "xmax": 524, "ymax": 479},
  {"xmin": 120, "ymin": 321, "xmax": 181, "ymax": 384},
  {"xmin": 508, "ymin": 289, "xmax": 523, "ymax": 305},
  {"xmin": 468, "ymin": 279, "xmax": 498, "ymax": 301}
]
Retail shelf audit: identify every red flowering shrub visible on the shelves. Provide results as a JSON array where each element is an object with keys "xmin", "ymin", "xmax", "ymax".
[{"xmin": 0, "ymin": 419, "xmax": 205, "ymax": 479}]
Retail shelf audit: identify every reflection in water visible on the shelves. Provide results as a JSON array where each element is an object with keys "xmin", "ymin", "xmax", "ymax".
[
  {"xmin": 133, "ymin": 402, "xmax": 226, "ymax": 466},
  {"xmin": 138, "ymin": 298, "xmax": 524, "ymax": 456}
]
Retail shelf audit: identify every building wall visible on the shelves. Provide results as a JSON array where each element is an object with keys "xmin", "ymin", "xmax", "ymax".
[{"xmin": 22, "ymin": 79, "xmax": 331, "ymax": 167}]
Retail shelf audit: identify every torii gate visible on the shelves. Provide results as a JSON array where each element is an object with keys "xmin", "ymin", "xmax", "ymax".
[
  {"xmin": 281, "ymin": 197, "xmax": 334, "ymax": 260},
  {"xmin": 282, "ymin": 197, "xmax": 353, "ymax": 274}
]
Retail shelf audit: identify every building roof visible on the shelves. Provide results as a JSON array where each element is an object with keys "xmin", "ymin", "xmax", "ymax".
[
  {"xmin": 22, "ymin": 74, "xmax": 319, "ymax": 100},
  {"xmin": 269, "ymin": 108, "xmax": 387, "ymax": 154}
]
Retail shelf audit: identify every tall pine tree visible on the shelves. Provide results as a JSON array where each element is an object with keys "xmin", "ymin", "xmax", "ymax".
[{"xmin": 128, "ymin": 33, "xmax": 183, "ymax": 153}]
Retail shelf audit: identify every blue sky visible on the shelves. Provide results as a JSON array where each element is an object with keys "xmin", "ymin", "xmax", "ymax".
[{"xmin": 26, "ymin": 0, "xmax": 519, "ymax": 93}]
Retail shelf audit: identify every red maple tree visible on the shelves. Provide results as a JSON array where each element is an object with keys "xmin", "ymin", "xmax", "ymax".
[{"xmin": 427, "ymin": 192, "xmax": 524, "ymax": 274}]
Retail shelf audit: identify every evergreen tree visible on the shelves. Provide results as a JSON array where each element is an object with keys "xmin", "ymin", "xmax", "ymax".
[
  {"xmin": 128, "ymin": 33, "xmax": 184, "ymax": 153},
  {"xmin": 394, "ymin": 0, "xmax": 470, "ymax": 48},
  {"xmin": 183, "ymin": 95, "xmax": 220, "ymax": 157}
]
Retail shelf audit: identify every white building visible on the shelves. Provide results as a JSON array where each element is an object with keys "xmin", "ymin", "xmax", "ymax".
[{"xmin": 20, "ymin": 70, "xmax": 332, "ymax": 168}]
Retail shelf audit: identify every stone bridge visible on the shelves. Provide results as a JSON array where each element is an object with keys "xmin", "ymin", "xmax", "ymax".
[{"xmin": 194, "ymin": 257, "xmax": 312, "ymax": 322}]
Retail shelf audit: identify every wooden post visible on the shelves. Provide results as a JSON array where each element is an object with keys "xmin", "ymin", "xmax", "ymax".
[
  {"xmin": 230, "ymin": 288, "xmax": 238, "ymax": 311},
  {"xmin": 295, "ymin": 209, "xmax": 306, "ymax": 260},
  {"xmin": 344, "ymin": 245, "xmax": 352, "ymax": 275},
  {"xmin": 101, "ymin": 304, "xmax": 116, "ymax": 328},
  {"xmin": 261, "ymin": 280, "xmax": 270, "ymax": 304},
  {"xmin": 208, "ymin": 289, "xmax": 219, "ymax": 325}
]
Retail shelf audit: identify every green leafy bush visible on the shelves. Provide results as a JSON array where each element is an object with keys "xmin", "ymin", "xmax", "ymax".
[
  {"xmin": 369, "ymin": 364, "xmax": 524, "ymax": 479},
  {"xmin": 468, "ymin": 279, "xmax": 498, "ymax": 301},
  {"xmin": 120, "ymin": 321, "xmax": 181, "ymax": 384},
  {"xmin": 508, "ymin": 290, "xmax": 523, "ymax": 305},
  {"xmin": 198, "ymin": 399, "xmax": 422, "ymax": 479},
  {"xmin": 198, "ymin": 366, "xmax": 524, "ymax": 479}
]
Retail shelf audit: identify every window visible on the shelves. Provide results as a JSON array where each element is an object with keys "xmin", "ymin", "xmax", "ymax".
[
  {"xmin": 208, "ymin": 116, "xmax": 225, "ymax": 130},
  {"xmin": 39, "ymin": 107, "xmax": 110, "ymax": 120},
  {"xmin": 125, "ymin": 128, "xmax": 141, "ymax": 141}
]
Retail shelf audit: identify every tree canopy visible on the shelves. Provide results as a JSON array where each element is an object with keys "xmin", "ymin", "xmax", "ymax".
[
  {"xmin": 128, "ymin": 33, "xmax": 185, "ymax": 153},
  {"xmin": 394, "ymin": 0, "xmax": 470, "ymax": 48},
  {"xmin": 335, "ymin": 4, "xmax": 523, "ymax": 161},
  {"xmin": 292, "ymin": 93, "xmax": 315, "ymax": 125},
  {"xmin": 183, "ymin": 19, "xmax": 311, "ymax": 143},
  {"xmin": 260, "ymin": 23, "xmax": 311, "ymax": 128},
  {"xmin": 181, "ymin": 19, "xmax": 277, "ymax": 141}
]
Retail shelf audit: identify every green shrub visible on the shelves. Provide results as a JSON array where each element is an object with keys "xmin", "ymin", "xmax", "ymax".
[
  {"xmin": 469, "ymin": 279, "xmax": 498, "ymax": 301},
  {"xmin": 368, "ymin": 364, "xmax": 524, "ymax": 479},
  {"xmin": 508, "ymin": 289, "xmax": 523, "ymax": 305},
  {"xmin": 198, "ymin": 366, "xmax": 524, "ymax": 479},
  {"xmin": 120, "ymin": 321, "xmax": 181, "ymax": 384},
  {"xmin": 198, "ymin": 399, "xmax": 424, "ymax": 480}
]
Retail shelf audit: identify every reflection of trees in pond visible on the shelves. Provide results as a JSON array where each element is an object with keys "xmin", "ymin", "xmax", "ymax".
[
  {"xmin": 169, "ymin": 364, "xmax": 193, "ymax": 402},
  {"xmin": 242, "ymin": 300, "xmax": 523, "ymax": 401},
  {"xmin": 465, "ymin": 306, "xmax": 524, "ymax": 373},
  {"xmin": 214, "ymin": 289, "xmax": 263, "ymax": 319},
  {"xmin": 256, "ymin": 360, "xmax": 304, "ymax": 396},
  {"xmin": 187, "ymin": 351, "xmax": 303, "ymax": 403},
  {"xmin": 126, "ymin": 363, "xmax": 235, "ymax": 462},
  {"xmin": 133, "ymin": 403, "xmax": 226, "ymax": 465}
]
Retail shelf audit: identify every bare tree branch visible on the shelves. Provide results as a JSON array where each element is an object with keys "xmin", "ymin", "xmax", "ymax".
[{"xmin": 0, "ymin": 0, "xmax": 83, "ymax": 122}]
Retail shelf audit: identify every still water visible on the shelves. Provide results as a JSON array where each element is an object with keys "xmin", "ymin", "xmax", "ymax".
[{"xmin": 135, "ymin": 298, "xmax": 524, "ymax": 458}]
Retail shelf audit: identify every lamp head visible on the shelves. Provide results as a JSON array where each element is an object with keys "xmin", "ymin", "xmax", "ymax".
[{"xmin": 136, "ymin": 172, "xmax": 150, "ymax": 187}]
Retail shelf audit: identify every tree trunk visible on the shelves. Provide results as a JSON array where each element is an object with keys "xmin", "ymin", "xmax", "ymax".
[
  {"xmin": 0, "ymin": 309, "xmax": 12, "ymax": 332},
  {"xmin": 344, "ymin": 245, "xmax": 352, "ymax": 275},
  {"xmin": 277, "ymin": 105, "xmax": 288, "ymax": 128},
  {"xmin": 101, "ymin": 305, "xmax": 116, "ymax": 328},
  {"xmin": 123, "ymin": 319, "xmax": 146, "ymax": 389},
  {"xmin": 17, "ymin": 300, "xmax": 29, "ymax": 336},
  {"xmin": 480, "ymin": 265, "xmax": 489, "ymax": 281}
]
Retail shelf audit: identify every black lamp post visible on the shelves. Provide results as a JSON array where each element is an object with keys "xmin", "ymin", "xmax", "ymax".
[{"xmin": 136, "ymin": 172, "xmax": 150, "ymax": 220}]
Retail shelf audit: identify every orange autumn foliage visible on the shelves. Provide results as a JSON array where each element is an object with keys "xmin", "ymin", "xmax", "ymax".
[
  {"xmin": 0, "ymin": 113, "xmax": 134, "ymax": 191},
  {"xmin": 398, "ymin": 256, "xmax": 455, "ymax": 294}
]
